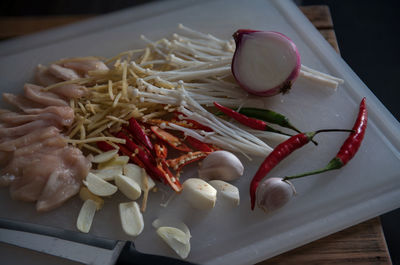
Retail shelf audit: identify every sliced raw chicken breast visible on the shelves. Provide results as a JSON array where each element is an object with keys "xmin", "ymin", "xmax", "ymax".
[
  {"xmin": 50, "ymin": 83, "xmax": 87, "ymax": 99},
  {"xmin": 0, "ymin": 126, "xmax": 60, "ymax": 151},
  {"xmin": 62, "ymin": 58, "xmax": 109, "ymax": 74},
  {"xmin": 35, "ymin": 64, "xmax": 63, "ymax": 86},
  {"xmin": 48, "ymin": 64, "xmax": 81, "ymax": 80},
  {"xmin": 24, "ymin": 83, "xmax": 68, "ymax": 106}
]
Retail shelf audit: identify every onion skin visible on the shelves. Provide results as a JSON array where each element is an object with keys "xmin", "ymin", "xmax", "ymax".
[{"xmin": 231, "ymin": 29, "xmax": 301, "ymax": 97}]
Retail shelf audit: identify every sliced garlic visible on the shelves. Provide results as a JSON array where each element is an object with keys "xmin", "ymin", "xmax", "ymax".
[
  {"xmin": 157, "ymin": 227, "xmax": 191, "ymax": 259},
  {"xmin": 115, "ymin": 174, "xmax": 142, "ymax": 200},
  {"xmin": 91, "ymin": 149, "xmax": 119, "ymax": 163},
  {"xmin": 209, "ymin": 180, "xmax": 240, "ymax": 206},
  {"xmin": 98, "ymin": 155, "xmax": 129, "ymax": 169},
  {"xmin": 83, "ymin": 172, "xmax": 118, "ymax": 197},
  {"xmin": 182, "ymin": 178, "xmax": 217, "ymax": 210},
  {"xmin": 76, "ymin": 199, "xmax": 97, "ymax": 233},
  {"xmin": 79, "ymin": 187, "xmax": 104, "ymax": 210},
  {"xmin": 124, "ymin": 163, "xmax": 155, "ymax": 191},
  {"xmin": 90, "ymin": 166, "xmax": 123, "ymax": 181},
  {"xmin": 119, "ymin": 201, "xmax": 144, "ymax": 236}
]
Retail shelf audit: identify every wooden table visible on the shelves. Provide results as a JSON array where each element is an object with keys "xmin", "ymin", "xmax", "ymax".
[{"xmin": 0, "ymin": 5, "xmax": 392, "ymax": 265}]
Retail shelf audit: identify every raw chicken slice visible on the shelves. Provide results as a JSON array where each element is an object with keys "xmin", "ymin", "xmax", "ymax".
[
  {"xmin": 62, "ymin": 58, "xmax": 109, "ymax": 74},
  {"xmin": 3, "ymin": 93, "xmax": 45, "ymax": 112},
  {"xmin": 14, "ymin": 136, "xmax": 66, "ymax": 157},
  {"xmin": 35, "ymin": 64, "xmax": 63, "ymax": 86},
  {"xmin": 0, "ymin": 119, "xmax": 57, "ymax": 138},
  {"xmin": 0, "ymin": 110, "xmax": 73, "ymax": 127},
  {"xmin": 0, "ymin": 126, "xmax": 59, "ymax": 151},
  {"xmin": 36, "ymin": 146, "xmax": 91, "ymax": 212},
  {"xmin": 9, "ymin": 153, "xmax": 60, "ymax": 202},
  {"xmin": 50, "ymin": 83, "xmax": 87, "ymax": 99},
  {"xmin": 24, "ymin": 83, "xmax": 68, "ymax": 107},
  {"xmin": 48, "ymin": 64, "xmax": 81, "ymax": 80}
]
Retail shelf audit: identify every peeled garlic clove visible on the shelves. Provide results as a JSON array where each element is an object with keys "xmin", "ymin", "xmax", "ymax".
[
  {"xmin": 119, "ymin": 201, "xmax": 144, "ymax": 236},
  {"xmin": 182, "ymin": 178, "xmax": 216, "ymax": 210},
  {"xmin": 124, "ymin": 163, "xmax": 155, "ymax": 191},
  {"xmin": 198, "ymin": 151, "xmax": 244, "ymax": 182},
  {"xmin": 115, "ymin": 174, "xmax": 142, "ymax": 200},
  {"xmin": 152, "ymin": 218, "xmax": 191, "ymax": 244},
  {"xmin": 91, "ymin": 149, "xmax": 118, "ymax": 163},
  {"xmin": 76, "ymin": 199, "xmax": 97, "ymax": 233},
  {"xmin": 83, "ymin": 172, "xmax": 118, "ymax": 197},
  {"xmin": 91, "ymin": 166, "xmax": 123, "ymax": 181},
  {"xmin": 98, "ymin": 155, "xmax": 129, "ymax": 169},
  {"xmin": 79, "ymin": 187, "xmax": 104, "ymax": 210},
  {"xmin": 156, "ymin": 227, "xmax": 191, "ymax": 259},
  {"xmin": 209, "ymin": 180, "xmax": 240, "ymax": 206},
  {"xmin": 256, "ymin": 177, "xmax": 296, "ymax": 212}
]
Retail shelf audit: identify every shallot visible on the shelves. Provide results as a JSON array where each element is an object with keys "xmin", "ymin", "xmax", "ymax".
[
  {"xmin": 231, "ymin": 29, "xmax": 344, "ymax": 96},
  {"xmin": 256, "ymin": 177, "xmax": 296, "ymax": 212}
]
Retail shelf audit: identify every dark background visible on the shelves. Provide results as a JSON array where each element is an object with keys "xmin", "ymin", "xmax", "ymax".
[{"xmin": 0, "ymin": 0, "xmax": 399, "ymax": 264}]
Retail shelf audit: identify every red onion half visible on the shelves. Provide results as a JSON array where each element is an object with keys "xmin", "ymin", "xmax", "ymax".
[{"xmin": 231, "ymin": 29, "xmax": 301, "ymax": 97}]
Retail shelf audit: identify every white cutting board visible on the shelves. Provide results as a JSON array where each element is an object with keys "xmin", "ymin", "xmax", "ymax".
[{"xmin": 1, "ymin": 0, "xmax": 400, "ymax": 264}]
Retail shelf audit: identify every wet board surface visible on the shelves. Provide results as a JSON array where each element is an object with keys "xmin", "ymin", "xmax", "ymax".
[{"xmin": 0, "ymin": 1, "xmax": 399, "ymax": 264}]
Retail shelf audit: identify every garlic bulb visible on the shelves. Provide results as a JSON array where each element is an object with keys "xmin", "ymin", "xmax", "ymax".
[
  {"xmin": 256, "ymin": 177, "xmax": 295, "ymax": 212},
  {"xmin": 198, "ymin": 151, "xmax": 244, "ymax": 181}
]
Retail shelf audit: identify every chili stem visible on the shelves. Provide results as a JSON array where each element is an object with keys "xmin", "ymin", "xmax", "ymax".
[{"xmin": 282, "ymin": 158, "xmax": 343, "ymax": 181}]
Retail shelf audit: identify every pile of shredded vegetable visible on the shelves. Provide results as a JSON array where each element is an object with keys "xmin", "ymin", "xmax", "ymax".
[{"xmin": 46, "ymin": 24, "xmax": 288, "ymax": 158}]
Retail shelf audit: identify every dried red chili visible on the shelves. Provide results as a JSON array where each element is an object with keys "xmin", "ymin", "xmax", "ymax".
[{"xmin": 283, "ymin": 97, "xmax": 367, "ymax": 181}]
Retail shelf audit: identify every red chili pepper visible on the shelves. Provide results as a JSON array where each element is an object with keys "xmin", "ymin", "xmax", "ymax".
[
  {"xmin": 283, "ymin": 98, "xmax": 368, "ymax": 181},
  {"xmin": 154, "ymin": 142, "xmax": 168, "ymax": 159},
  {"xmin": 185, "ymin": 136, "xmax": 214, "ymax": 152},
  {"xmin": 128, "ymin": 118, "xmax": 153, "ymax": 151},
  {"xmin": 249, "ymin": 127, "xmax": 354, "ymax": 209},
  {"xmin": 150, "ymin": 126, "xmax": 191, "ymax": 152},
  {"xmin": 214, "ymin": 102, "xmax": 267, "ymax": 130},
  {"xmin": 114, "ymin": 131, "xmax": 161, "ymax": 181},
  {"xmin": 166, "ymin": 151, "xmax": 210, "ymax": 172},
  {"xmin": 97, "ymin": 141, "xmax": 115, "ymax": 152},
  {"xmin": 249, "ymin": 132, "xmax": 315, "ymax": 210}
]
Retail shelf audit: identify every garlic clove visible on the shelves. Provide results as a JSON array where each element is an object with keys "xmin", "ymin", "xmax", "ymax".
[
  {"xmin": 90, "ymin": 166, "xmax": 123, "ymax": 181},
  {"xmin": 198, "ymin": 151, "xmax": 244, "ymax": 182},
  {"xmin": 256, "ymin": 177, "xmax": 296, "ymax": 212},
  {"xmin": 97, "ymin": 155, "xmax": 129, "ymax": 169},
  {"xmin": 152, "ymin": 217, "xmax": 191, "ymax": 243},
  {"xmin": 79, "ymin": 187, "xmax": 104, "ymax": 210},
  {"xmin": 209, "ymin": 180, "xmax": 240, "ymax": 206},
  {"xmin": 83, "ymin": 172, "xmax": 118, "ymax": 197},
  {"xmin": 119, "ymin": 201, "xmax": 144, "ymax": 236},
  {"xmin": 156, "ymin": 226, "xmax": 191, "ymax": 259},
  {"xmin": 182, "ymin": 178, "xmax": 217, "ymax": 210},
  {"xmin": 124, "ymin": 163, "xmax": 155, "ymax": 191},
  {"xmin": 91, "ymin": 149, "xmax": 119, "ymax": 163},
  {"xmin": 115, "ymin": 174, "xmax": 142, "ymax": 200},
  {"xmin": 76, "ymin": 199, "xmax": 97, "ymax": 233}
]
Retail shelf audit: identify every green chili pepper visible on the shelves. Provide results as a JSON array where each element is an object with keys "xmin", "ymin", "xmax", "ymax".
[{"xmin": 238, "ymin": 107, "xmax": 301, "ymax": 133}]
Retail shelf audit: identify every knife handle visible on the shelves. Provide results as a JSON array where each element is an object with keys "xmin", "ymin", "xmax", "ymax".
[{"xmin": 116, "ymin": 241, "xmax": 198, "ymax": 265}]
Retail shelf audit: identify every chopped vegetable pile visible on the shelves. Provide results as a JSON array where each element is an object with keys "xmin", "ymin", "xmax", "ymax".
[{"xmin": 0, "ymin": 24, "xmax": 364, "ymax": 261}]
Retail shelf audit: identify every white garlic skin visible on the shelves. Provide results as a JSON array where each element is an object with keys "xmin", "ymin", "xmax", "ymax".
[
  {"xmin": 198, "ymin": 151, "xmax": 244, "ymax": 182},
  {"xmin": 256, "ymin": 178, "xmax": 295, "ymax": 212}
]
